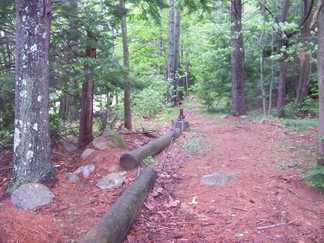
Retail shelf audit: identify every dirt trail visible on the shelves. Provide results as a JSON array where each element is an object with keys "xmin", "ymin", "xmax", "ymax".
[
  {"xmin": 0, "ymin": 107, "xmax": 323, "ymax": 242},
  {"xmin": 126, "ymin": 108, "xmax": 324, "ymax": 242}
]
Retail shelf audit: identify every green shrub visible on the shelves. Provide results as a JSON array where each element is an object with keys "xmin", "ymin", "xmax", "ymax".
[
  {"xmin": 132, "ymin": 87, "xmax": 167, "ymax": 116},
  {"xmin": 305, "ymin": 164, "xmax": 324, "ymax": 189}
]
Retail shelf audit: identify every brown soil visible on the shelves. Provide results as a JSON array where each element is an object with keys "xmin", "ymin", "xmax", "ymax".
[{"xmin": 0, "ymin": 107, "xmax": 323, "ymax": 243}]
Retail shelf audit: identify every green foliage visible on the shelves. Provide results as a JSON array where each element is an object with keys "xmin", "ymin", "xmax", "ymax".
[
  {"xmin": 132, "ymin": 86, "xmax": 167, "ymax": 116},
  {"xmin": 182, "ymin": 128, "xmax": 207, "ymax": 153},
  {"xmin": 305, "ymin": 164, "xmax": 324, "ymax": 189},
  {"xmin": 0, "ymin": 77, "xmax": 14, "ymax": 148},
  {"xmin": 283, "ymin": 118, "xmax": 318, "ymax": 132},
  {"xmin": 283, "ymin": 98, "xmax": 319, "ymax": 119}
]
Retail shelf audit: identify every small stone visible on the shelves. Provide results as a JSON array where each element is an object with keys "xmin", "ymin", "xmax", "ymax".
[
  {"xmin": 82, "ymin": 164, "xmax": 95, "ymax": 178},
  {"xmin": 96, "ymin": 173, "xmax": 125, "ymax": 189},
  {"xmin": 108, "ymin": 165, "xmax": 118, "ymax": 172},
  {"xmin": 65, "ymin": 172, "xmax": 79, "ymax": 182},
  {"xmin": 74, "ymin": 166, "xmax": 85, "ymax": 175},
  {"xmin": 200, "ymin": 172, "xmax": 238, "ymax": 186},
  {"xmin": 81, "ymin": 149, "xmax": 96, "ymax": 160}
]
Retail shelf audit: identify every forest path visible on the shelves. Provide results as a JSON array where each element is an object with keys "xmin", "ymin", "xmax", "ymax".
[{"xmin": 126, "ymin": 107, "xmax": 324, "ymax": 242}]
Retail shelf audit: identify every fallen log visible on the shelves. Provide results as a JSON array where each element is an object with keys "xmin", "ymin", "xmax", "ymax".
[
  {"xmin": 120, "ymin": 128, "xmax": 182, "ymax": 170},
  {"xmin": 80, "ymin": 167, "xmax": 157, "ymax": 243}
]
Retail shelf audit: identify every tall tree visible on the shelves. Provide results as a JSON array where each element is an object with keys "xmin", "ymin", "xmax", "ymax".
[
  {"xmin": 7, "ymin": 0, "xmax": 55, "ymax": 192},
  {"xmin": 120, "ymin": 0, "xmax": 132, "ymax": 130},
  {"xmin": 167, "ymin": 0, "xmax": 176, "ymax": 103},
  {"xmin": 78, "ymin": 31, "xmax": 96, "ymax": 148},
  {"xmin": 296, "ymin": 0, "xmax": 314, "ymax": 105},
  {"xmin": 276, "ymin": 0, "xmax": 290, "ymax": 118},
  {"xmin": 259, "ymin": 0, "xmax": 268, "ymax": 120},
  {"xmin": 315, "ymin": 0, "xmax": 324, "ymax": 166},
  {"xmin": 230, "ymin": 0, "xmax": 246, "ymax": 115}
]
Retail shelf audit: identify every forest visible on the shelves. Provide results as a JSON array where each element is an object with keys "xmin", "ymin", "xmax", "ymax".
[{"xmin": 0, "ymin": 0, "xmax": 324, "ymax": 242}]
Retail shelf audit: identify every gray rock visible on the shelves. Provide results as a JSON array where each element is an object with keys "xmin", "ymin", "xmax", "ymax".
[
  {"xmin": 81, "ymin": 149, "xmax": 96, "ymax": 160},
  {"xmin": 200, "ymin": 173, "xmax": 238, "ymax": 186},
  {"xmin": 73, "ymin": 166, "xmax": 85, "ymax": 175},
  {"xmin": 65, "ymin": 172, "xmax": 79, "ymax": 182},
  {"xmin": 96, "ymin": 173, "xmax": 125, "ymax": 189},
  {"xmin": 93, "ymin": 133, "xmax": 126, "ymax": 151},
  {"xmin": 82, "ymin": 164, "xmax": 95, "ymax": 178},
  {"xmin": 11, "ymin": 183, "xmax": 55, "ymax": 210},
  {"xmin": 108, "ymin": 165, "xmax": 118, "ymax": 172},
  {"xmin": 92, "ymin": 136, "xmax": 114, "ymax": 151},
  {"xmin": 61, "ymin": 137, "xmax": 78, "ymax": 152}
]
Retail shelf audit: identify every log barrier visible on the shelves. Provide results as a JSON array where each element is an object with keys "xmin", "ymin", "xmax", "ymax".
[{"xmin": 80, "ymin": 167, "xmax": 157, "ymax": 243}]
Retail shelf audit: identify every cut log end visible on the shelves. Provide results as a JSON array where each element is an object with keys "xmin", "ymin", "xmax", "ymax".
[{"xmin": 120, "ymin": 153, "xmax": 138, "ymax": 170}]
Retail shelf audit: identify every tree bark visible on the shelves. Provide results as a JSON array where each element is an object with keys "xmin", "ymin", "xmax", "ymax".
[
  {"xmin": 78, "ymin": 31, "xmax": 96, "ymax": 149},
  {"xmin": 8, "ymin": 0, "xmax": 55, "ymax": 192},
  {"xmin": 167, "ymin": 0, "xmax": 175, "ymax": 103},
  {"xmin": 80, "ymin": 167, "xmax": 157, "ymax": 243},
  {"xmin": 120, "ymin": 128, "xmax": 182, "ymax": 170},
  {"xmin": 260, "ymin": 0, "xmax": 268, "ymax": 120},
  {"xmin": 230, "ymin": 0, "xmax": 246, "ymax": 116},
  {"xmin": 316, "ymin": 0, "xmax": 324, "ymax": 165},
  {"xmin": 120, "ymin": 0, "xmax": 132, "ymax": 130},
  {"xmin": 276, "ymin": 0, "xmax": 290, "ymax": 118},
  {"xmin": 296, "ymin": 0, "xmax": 313, "ymax": 105},
  {"xmin": 174, "ymin": 8, "xmax": 181, "ymax": 104}
]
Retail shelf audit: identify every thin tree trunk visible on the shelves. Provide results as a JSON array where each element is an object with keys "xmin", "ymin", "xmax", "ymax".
[
  {"xmin": 174, "ymin": 8, "xmax": 181, "ymax": 104},
  {"xmin": 276, "ymin": 0, "xmax": 290, "ymax": 118},
  {"xmin": 316, "ymin": 0, "xmax": 324, "ymax": 165},
  {"xmin": 296, "ymin": 0, "xmax": 313, "ymax": 105},
  {"xmin": 230, "ymin": 0, "xmax": 246, "ymax": 116},
  {"xmin": 78, "ymin": 31, "xmax": 96, "ymax": 149},
  {"xmin": 260, "ymin": 0, "xmax": 268, "ymax": 120},
  {"xmin": 167, "ymin": 0, "xmax": 175, "ymax": 103},
  {"xmin": 8, "ymin": 0, "xmax": 55, "ymax": 192},
  {"xmin": 120, "ymin": 0, "xmax": 132, "ymax": 130}
]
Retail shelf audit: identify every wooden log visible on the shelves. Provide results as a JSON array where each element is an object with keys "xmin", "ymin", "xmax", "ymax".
[
  {"xmin": 80, "ymin": 167, "xmax": 157, "ymax": 243},
  {"xmin": 120, "ymin": 128, "xmax": 182, "ymax": 170}
]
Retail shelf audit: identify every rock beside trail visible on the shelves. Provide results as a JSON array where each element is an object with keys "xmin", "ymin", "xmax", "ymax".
[
  {"xmin": 92, "ymin": 133, "xmax": 126, "ymax": 151},
  {"xmin": 96, "ymin": 172, "xmax": 125, "ymax": 189},
  {"xmin": 60, "ymin": 137, "xmax": 78, "ymax": 152},
  {"xmin": 200, "ymin": 172, "xmax": 238, "ymax": 186},
  {"xmin": 81, "ymin": 149, "xmax": 96, "ymax": 160},
  {"xmin": 65, "ymin": 164, "xmax": 96, "ymax": 182},
  {"xmin": 11, "ymin": 183, "xmax": 55, "ymax": 210}
]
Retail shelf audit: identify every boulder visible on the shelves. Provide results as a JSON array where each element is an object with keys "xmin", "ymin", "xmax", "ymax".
[
  {"xmin": 93, "ymin": 133, "xmax": 126, "ymax": 151},
  {"xmin": 11, "ymin": 183, "xmax": 55, "ymax": 210}
]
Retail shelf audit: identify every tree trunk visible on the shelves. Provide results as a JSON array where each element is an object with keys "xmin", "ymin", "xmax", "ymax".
[
  {"xmin": 167, "ymin": 0, "xmax": 175, "ymax": 103},
  {"xmin": 260, "ymin": 0, "xmax": 268, "ymax": 120},
  {"xmin": 120, "ymin": 0, "xmax": 132, "ymax": 130},
  {"xmin": 296, "ymin": 0, "xmax": 313, "ymax": 105},
  {"xmin": 78, "ymin": 31, "xmax": 96, "ymax": 149},
  {"xmin": 276, "ymin": 0, "xmax": 290, "ymax": 118},
  {"xmin": 316, "ymin": 0, "xmax": 324, "ymax": 166},
  {"xmin": 8, "ymin": 0, "xmax": 55, "ymax": 192},
  {"xmin": 230, "ymin": 0, "xmax": 246, "ymax": 116},
  {"xmin": 174, "ymin": 8, "xmax": 181, "ymax": 104},
  {"xmin": 120, "ymin": 128, "xmax": 182, "ymax": 170},
  {"xmin": 80, "ymin": 167, "xmax": 157, "ymax": 243}
]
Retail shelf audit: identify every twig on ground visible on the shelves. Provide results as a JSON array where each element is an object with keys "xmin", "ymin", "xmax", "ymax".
[
  {"xmin": 232, "ymin": 207, "xmax": 248, "ymax": 212},
  {"xmin": 257, "ymin": 219, "xmax": 298, "ymax": 230}
]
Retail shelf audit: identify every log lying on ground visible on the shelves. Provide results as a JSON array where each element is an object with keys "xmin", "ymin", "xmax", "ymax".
[
  {"xmin": 80, "ymin": 167, "xmax": 157, "ymax": 243},
  {"xmin": 120, "ymin": 128, "xmax": 182, "ymax": 170}
]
